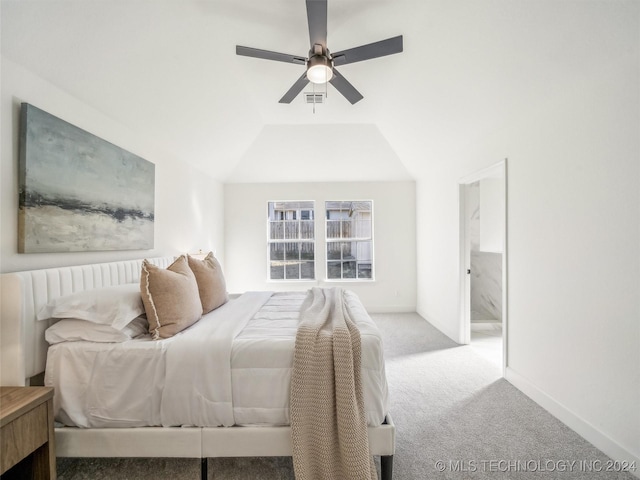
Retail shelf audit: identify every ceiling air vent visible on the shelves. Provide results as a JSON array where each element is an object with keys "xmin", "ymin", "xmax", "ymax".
[{"xmin": 304, "ymin": 93, "xmax": 325, "ymax": 104}]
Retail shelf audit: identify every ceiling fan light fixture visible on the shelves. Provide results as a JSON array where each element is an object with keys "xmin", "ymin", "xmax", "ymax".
[
  {"xmin": 236, "ymin": 0, "xmax": 404, "ymax": 104},
  {"xmin": 306, "ymin": 55, "xmax": 333, "ymax": 84}
]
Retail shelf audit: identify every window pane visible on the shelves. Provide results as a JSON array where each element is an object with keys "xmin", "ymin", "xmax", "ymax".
[
  {"xmin": 269, "ymin": 221, "xmax": 284, "ymax": 240},
  {"xmin": 284, "ymin": 242, "xmax": 300, "ymax": 260},
  {"xmin": 327, "ymin": 242, "xmax": 342, "ymax": 260},
  {"xmin": 270, "ymin": 263, "xmax": 284, "ymax": 280},
  {"xmin": 301, "ymin": 262, "xmax": 315, "ymax": 280},
  {"xmin": 270, "ymin": 243, "xmax": 284, "ymax": 261},
  {"xmin": 327, "ymin": 261, "xmax": 342, "ymax": 279},
  {"xmin": 326, "ymin": 201, "xmax": 350, "ymax": 213},
  {"xmin": 357, "ymin": 263, "xmax": 372, "ymax": 279},
  {"xmin": 343, "ymin": 261, "xmax": 357, "ymax": 279},
  {"xmin": 285, "ymin": 263, "xmax": 299, "ymax": 279},
  {"xmin": 340, "ymin": 220, "xmax": 352, "ymax": 239},
  {"xmin": 341, "ymin": 242, "xmax": 355, "ymax": 260},
  {"xmin": 326, "ymin": 220, "xmax": 340, "ymax": 239},
  {"xmin": 356, "ymin": 241, "xmax": 372, "ymax": 262},
  {"xmin": 301, "ymin": 220, "xmax": 314, "ymax": 239},
  {"xmin": 284, "ymin": 220, "xmax": 299, "ymax": 239},
  {"xmin": 300, "ymin": 243, "xmax": 314, "ymax": 260},
  {"xmin": 356, "ymin": 215, "xmax": 371, "ymax": 238}
]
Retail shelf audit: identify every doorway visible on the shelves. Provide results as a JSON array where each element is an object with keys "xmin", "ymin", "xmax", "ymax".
[{"xmin": 458, "ymin": 160, "xmax": 507, "ymax": 374}]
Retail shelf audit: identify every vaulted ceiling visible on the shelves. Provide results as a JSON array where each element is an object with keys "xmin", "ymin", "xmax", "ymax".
[{"xmin": 1, "ymin": 0, "xmax": 633, "ymax": 182}]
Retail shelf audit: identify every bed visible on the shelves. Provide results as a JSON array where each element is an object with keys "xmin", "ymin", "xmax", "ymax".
[{"xmin": 0, "ymin": 256, "xmax": 395, "ymax": 479}]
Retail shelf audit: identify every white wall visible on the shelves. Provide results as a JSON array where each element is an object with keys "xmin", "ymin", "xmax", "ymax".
[
  {"xmin": 224, "ymin": 182, "xmax": 416, "ymax": 312},
  {"xmin": 415, "ymin": 43, "xmax": 639, "ymax": 468},
  {"xmin": 0, "ymin": 58, "xmax": 224, "ymax": 273}
]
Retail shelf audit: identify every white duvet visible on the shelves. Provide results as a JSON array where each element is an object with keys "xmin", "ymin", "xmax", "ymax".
[{"xmin": 45, "ymin": 291, "xmax": 388, "ymax": 428}]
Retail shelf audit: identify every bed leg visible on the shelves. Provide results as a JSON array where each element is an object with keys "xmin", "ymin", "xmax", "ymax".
[
  {"xmin": 201, "ymin": 457, "xmax": 207, "ymax": 480},
  {"xmin": 380, "ymin": 455, "xmax": 393, "ymax": 480}
]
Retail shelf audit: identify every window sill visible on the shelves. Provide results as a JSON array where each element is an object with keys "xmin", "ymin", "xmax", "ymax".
[
  {"xmin": 266, "ymin": 279, "xmax": 318, "ymax": 284},
  {"xmin": 322, "ymin": 279, "xmax": 376, "ymax": 283}
]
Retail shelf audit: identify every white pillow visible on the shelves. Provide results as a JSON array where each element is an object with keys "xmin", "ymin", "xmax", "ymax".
[
  {"xmin": 37, "ymin": 283, "xmax": 144, "ymax": 330},
  {"xmin": 45, "ymin": 316, "xmax": 149, "ymax": 345}
]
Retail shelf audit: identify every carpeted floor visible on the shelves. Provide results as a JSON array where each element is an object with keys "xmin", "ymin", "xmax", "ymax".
[{"xmin": 57, "ymin": 313, "xmax": 635, "ymax": 479}]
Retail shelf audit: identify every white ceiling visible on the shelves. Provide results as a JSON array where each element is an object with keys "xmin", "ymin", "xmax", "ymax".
[{"xmin": 1, "ymin": 0, "xmax": 634, "ymax": 183}]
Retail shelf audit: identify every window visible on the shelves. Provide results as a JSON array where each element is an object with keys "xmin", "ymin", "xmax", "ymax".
[
  {"xmin": 326, "ymin": 201, "xmax": 373, "ymax": 280},
  {"xmin": 267, "ymin": 201, "xmax": 315, "ymax": 280}
]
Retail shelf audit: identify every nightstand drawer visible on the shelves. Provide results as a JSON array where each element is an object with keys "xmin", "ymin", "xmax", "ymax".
[{"xmin": 0, "ymin": 401, "xmax": 48, "ymax": 472}]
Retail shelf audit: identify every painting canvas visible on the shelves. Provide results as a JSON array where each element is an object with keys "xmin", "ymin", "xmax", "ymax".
[{"xmin": 19, "ymin": 103, "xmax": 155, "ymax": 253}]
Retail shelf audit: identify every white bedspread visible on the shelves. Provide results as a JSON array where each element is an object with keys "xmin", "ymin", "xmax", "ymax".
[
  {"xmin": 45, "ymin": 290, "xmax": 388, "ymax": 428},
  {"xmin": 162, "ymin": 291, "xmax": 272, "ymax": 427}
]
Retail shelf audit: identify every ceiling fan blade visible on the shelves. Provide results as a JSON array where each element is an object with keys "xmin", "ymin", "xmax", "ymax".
[
  {"xmin": 332, "ymin": 35, "xmax": 403, "ymax": 67},
  {"xmin": 329, "ymin": 69, "xmax": 363, "ymax": 105},
  {"xmin": 236, "ymin": 45, "xmax": 306, "ymax": 65},
  {"xmin": 306, "ymin": 0, "xmax": 328, "ymax": 48},
  {"xmin": 279, "ymin": 73, "xmax": 310, "ymax": 104}
]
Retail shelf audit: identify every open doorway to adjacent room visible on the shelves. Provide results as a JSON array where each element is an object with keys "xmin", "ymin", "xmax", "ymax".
[{"xmin": 459, "ymin": 160, "xmax": 507, "ymax": 373}]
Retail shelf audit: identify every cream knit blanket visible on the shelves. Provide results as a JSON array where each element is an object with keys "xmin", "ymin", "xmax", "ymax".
[{"xmin": 290, "ymin": 287, "xmax": 376, "ymax": 479}]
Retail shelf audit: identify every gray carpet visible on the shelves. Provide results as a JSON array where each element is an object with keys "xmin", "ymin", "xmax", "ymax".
[{"xmin": 57, "ymin": 313, "xmax": 635, "ymax": 479}]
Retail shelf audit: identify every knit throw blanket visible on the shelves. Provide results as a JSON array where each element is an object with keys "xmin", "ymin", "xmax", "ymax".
[{"xmin": 290, "ymin": 287, "xmax": 376, "ymax": 479}]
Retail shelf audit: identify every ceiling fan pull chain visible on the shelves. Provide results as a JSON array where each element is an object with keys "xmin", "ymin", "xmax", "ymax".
[
  {"xmin": 324, "ymin": 75, "xmax": 328, "ymax": 101},
  {"xmin": 313, "ymin": 82, "xmax": 316, "ymax": 114}
]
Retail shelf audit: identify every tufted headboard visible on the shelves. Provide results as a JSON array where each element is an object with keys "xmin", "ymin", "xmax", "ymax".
[{"xmin": 0, "ymin": 256, "xmax": 175, "ymax": 386}]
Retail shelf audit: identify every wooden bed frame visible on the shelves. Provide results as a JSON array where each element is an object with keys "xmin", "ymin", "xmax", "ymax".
[{"xmin": 0, "ymin": 257, "xmax": 395, "ymax": 479}]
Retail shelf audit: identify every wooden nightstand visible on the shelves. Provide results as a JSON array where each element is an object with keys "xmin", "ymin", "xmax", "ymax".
[{"xmin": 0, "ymin": 387, "xmax": 56, "ymax": 479}]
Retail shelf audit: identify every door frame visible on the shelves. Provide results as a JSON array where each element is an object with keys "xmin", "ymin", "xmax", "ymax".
[{"xmin": 458, "ymin": 159, "xmax": 508, "ymax": 375}]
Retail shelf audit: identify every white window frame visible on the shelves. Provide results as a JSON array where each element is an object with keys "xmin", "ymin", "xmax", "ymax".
[
  {"xmin": 325, "ymin": 200, "xmax": 375, "ymax": 282},
  {"xmin": 267, "ymin": 200, "xmax": 316, "ymax": 282}
]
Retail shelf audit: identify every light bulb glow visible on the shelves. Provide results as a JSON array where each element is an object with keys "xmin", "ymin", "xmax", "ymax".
[{"xmin": 306, "ymin": 56, "xmax": 333, "ymax": 84}]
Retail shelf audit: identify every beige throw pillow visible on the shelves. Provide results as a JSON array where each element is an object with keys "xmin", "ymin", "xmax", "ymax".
[
  {"xmin": 188, "ymin": 252, "xmax": 229, "ymax": 314},
  {"xmin": 140, "ymin": 256, "xmax": 202, "ymax": 339}
]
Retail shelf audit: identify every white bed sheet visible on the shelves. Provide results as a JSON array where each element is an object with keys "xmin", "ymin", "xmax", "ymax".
[{"xmin": 45, "ymin": 290, "xmax": 388, "ymax": 428}]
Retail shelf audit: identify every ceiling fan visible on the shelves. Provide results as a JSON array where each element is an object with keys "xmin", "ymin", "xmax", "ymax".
[{"xmin": 236, "ymin": 0, "xmax": 403, "ymax": 105}]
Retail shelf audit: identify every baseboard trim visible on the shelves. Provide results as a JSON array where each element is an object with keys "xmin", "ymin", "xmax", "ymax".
[
  {"xmin": 505, "ymin": 367, "xmax": 640, "ymax": 479},
  {"xmin": 366, "ymin": 305, "xmax": 415, "ymax": 314}
]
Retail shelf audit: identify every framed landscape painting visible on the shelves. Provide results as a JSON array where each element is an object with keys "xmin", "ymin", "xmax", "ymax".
[{"xmin": 18, "ymin": 103, "xmax": 155, "ymax": 253}]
